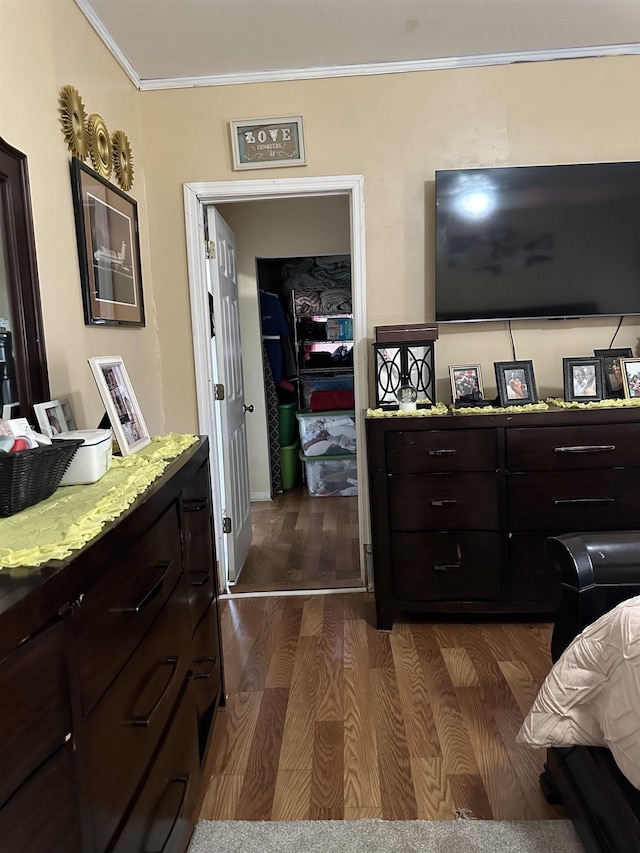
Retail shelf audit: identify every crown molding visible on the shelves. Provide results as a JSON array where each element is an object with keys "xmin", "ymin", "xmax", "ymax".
[
  {"xmin": 136, "ymin": 43, "xmax": 640, "ymax": 91},
  {"xmin": 73, "ymin": 1, "xmax": 640, "ymax": 94}
]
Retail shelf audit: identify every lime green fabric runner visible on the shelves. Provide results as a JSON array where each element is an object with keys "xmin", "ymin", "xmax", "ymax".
[{"xmin": 0, "ymin": 433, "xmax": 198, "ymax": 572}]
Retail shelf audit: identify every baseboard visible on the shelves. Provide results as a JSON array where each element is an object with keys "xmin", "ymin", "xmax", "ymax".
[{"xmin": 250, "ymin": 491, "xmax": 272, "ymax": 502}]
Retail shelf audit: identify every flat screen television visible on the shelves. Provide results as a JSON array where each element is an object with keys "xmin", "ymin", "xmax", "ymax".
[{"xmin": 435, "ymin": 161, "xmax": 640, "ymax": 322}]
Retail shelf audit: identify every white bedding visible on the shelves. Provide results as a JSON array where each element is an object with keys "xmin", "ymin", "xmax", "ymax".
[{"xmin": 517, "ymin": 594, "xmax": 640, "ymax": 789}]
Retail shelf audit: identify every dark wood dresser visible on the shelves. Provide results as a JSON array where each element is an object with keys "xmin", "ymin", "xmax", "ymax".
[
  {"xmin": 0, "ymin": 438, "xmax": 223, "ymax": 853},
  {"xmin": 366, "ymin": 406, "xmax": 640, "ymax": 629}
]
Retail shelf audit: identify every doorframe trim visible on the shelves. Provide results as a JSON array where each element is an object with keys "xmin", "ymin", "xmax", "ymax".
[{"xmin": 183, "ymin": 175, "xmax": 370, "ymax": 593}]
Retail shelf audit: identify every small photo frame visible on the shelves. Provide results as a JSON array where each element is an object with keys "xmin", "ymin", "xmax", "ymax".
[
  {"xmin": 494, "ymin": 360, "xmax": 538, "ymax": 406},
  {"xmin": 229, "ymin": 115, "xmax": 306, "ymax": 170},
  {"xmin": 70, "ymin": 158, "xmax": 145, "ymax": 327},
  {"xmin": 88, "ymin": 355, "xmax": 150, "ymax": 455},
  {"xmin": 620, "ymin": 357, "xmax": 640, "ymax": 399},
  {"xmin": 594, "ymin": 348, "xmax": 632, "ymax": 397},
  {"xmin": 33, "ymin": 398, "xmax": 77, "ymax": 437},
  {"xmin": 449, "ymin": 364, "xmax": 484, "ymax": 402},
  {"xmin": 563, "ymin": 357, "xmax": 605, "ymax": 403}
]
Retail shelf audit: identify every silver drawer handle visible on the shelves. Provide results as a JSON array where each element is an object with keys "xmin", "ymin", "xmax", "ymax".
[
  {"xmin": 433, "ymin": 562, "xmax": 461, "ymax": 571},
  {"xmin": 431, "ymin": 499, "xmax": 458, "ymax": 506},
  {"xmin": 554, "ymin": 498, "xmax": 615, "ymax": 505},
  {"xmin": 554, "ymin": 445, "xmax": 615, "ymax": 453},
  {"xmin": 428, "ymin": 449, "xmax": 456, "ymax": 456}
]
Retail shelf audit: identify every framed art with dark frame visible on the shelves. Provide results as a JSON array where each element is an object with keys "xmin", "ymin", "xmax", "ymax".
[
  {"xmin": 563, "ymin": 357, "xmax": 605, "ymax": 402},
  {"xmin": 70, "ymin": 158, "xmax": 145, "ymax": 327},
  {"xmin": 494, "ymin": 360, "xmax": 538, "ymax": 406},
  {"xmin": 88, "ymin": 355, "xmax": 150, "ymax": 455},
  {"xmin": 449, "ymin": 364, "xmax": 484, "ymax": 403},
  {"xmin": 620, "ymin": 357, "xmax": 640, "ymax": 399},
  {"xmin": 594, "ymin": 347, "xmax": 632, "ymax": 397}
]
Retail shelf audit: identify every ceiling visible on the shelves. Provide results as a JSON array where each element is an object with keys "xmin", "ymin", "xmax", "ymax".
[{"xmin": 76, "ymin": 0, "xmax": 640, "ymax": 90}]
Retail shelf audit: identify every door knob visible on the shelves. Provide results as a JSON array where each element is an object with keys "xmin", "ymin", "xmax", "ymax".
[{"xmin": 243, "ymin": 404, "xmax": 255, "ymax": 413}]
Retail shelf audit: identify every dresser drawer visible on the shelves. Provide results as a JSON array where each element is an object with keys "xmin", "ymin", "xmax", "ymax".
[
  {"xmin": 391, "ymin": 531, "xmax": 502, "ymax": 600},
  {"xmin": 73, "ymin": 502, "xmax": 183, "ymax": 717},
  {"xmin": 182, "ymin": 461, "xmax": 213, "ymax": 542},
  {"xmin": 506, "ymin": 423, "xmax": 640, "ymax": 471},
  {"xmin": 0, "ymin": 621, "xmax": 71, "ymax": 807},
  {"xmin": 386, "ymin": 428, "xmax": 498, "ymax": 473},
  {"xmin": 83, "ymin": 586, "xmax": 191, "ymax": 853},
  {"xmin": 192, "ymin": 603, "xmax": 222, "ymax": 745},
  {"xmin": 186, "ymin": 522, "xmax": 216, "ymax": 630},
  {"xmin": 111, "ymin": 681, "xmax": 200, "ymax": 853},
  {"xmin": 389, "ymin": 472, "xmax": 499, "ymax": 530},
  {"xmin": 508, "ymin": 470, "xmax": 640, "ymax": 531},
  {"xmin": 0, "ymin": 743, "xmax": 82, "ymax": 853}
]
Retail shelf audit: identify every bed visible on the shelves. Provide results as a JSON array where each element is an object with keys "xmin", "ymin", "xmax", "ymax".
[{"xmin": 517, "ymin": 532, "xmax": 640, "ymax": 853}]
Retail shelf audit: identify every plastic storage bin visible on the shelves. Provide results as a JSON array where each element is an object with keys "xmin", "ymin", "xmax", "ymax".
[
  {"xmin": 58, "ymin": 429, "xmax": 113, "ymax": 485},
  {"xmin": 300, "ymin": 450, "xmax": 358, "ymax": 497},
  {"xmin": 278, "ymin": 402, "xmax": 297, "ymax": 447},
  {"xmin": 296, "ymin": 409, "xmax": 356, "ymax": 456},
  {"xmin": 280, "ymin": 440, "xmax": 300, "ymax": 491},
  {"xmin": 301, "ymin": 374, "xmax": 354, "ymax": 409}
]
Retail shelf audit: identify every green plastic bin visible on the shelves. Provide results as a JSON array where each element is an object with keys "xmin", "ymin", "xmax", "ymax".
[
  {"xmin": 278, "ymin": 403, "xmax": 297, "ymax": 447},
  {"xmin": 280, "ymin": 441, "xmax": 300, "ymax": 490}
]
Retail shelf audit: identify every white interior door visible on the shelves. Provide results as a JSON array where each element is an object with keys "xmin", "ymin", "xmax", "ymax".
[{"xmin": 206, "ymin": 206, "xmax": 252, "ymax": 583}]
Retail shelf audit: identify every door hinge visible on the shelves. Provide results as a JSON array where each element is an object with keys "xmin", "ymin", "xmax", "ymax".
[
  {"xmin": 223, "ymin": 517, "xmax": 232, "ymax": 534},
  {"xmin": 214, "ymin": 383, "xmax": 225, "ymax": 401},
  {"xmin": 205, "ymin": 240, "xmax": 216, "ymax": 259}
]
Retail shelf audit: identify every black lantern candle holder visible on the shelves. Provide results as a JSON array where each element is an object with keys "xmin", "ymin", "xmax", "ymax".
[{"xmin": 373, "ymin": 323, "xmax": 438, "ymax": 409}]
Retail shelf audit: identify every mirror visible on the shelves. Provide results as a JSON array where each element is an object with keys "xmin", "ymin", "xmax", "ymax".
[{"xmin": 0, "ymin": 137, "xmax": 49, "ymax": 419}]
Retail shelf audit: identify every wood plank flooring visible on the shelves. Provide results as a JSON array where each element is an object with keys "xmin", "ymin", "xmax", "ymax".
[
  {"xmin": 232, "ymin": 485, "xmax": 361, "ymax": 593},
  {"xmin": 199, "ymin": 593, "xmax": 566, "ymax": 821}
]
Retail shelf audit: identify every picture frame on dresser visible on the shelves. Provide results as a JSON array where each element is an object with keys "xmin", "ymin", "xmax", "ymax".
[
  {"xmin": 88, "ymin": 355, "xmax": 150, "ymax": 455},
  {"xmin": 33, "ymin": 398, "xmax": 77, "ymax": 437},
  {"xmin": 620, "ymin": 357, "xmax": 640, "ymax": 398},
  {"xmin": 449, "ymin": 364, "xmax": 484, "ymax": 403},
  {"xmin": 494, "ymin": 360, "xmax": 538, "ymax": 406},
  {"xmin": 594, "ymin": 347, "xmax": 632, "ymax": 397},
  {"xmin": 563, "ymin": 357, "xmax": 605, "ymax": 403}
]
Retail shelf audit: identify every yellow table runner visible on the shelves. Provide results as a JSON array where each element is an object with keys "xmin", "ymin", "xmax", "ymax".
[{"xmin": 0, "ymin": 433, "xmax": 198, "ymax": 572}]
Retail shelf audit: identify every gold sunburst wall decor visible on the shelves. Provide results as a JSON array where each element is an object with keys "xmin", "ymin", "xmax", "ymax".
[
  {"xmin": 87, "ymin": 113, "xmax": 112, "ymax": 179},
  {"xmin": 58, "ymin": 85, "xmax": 89, "ymax": 160},
  {"xmin": 112, "ymin": 130, "xmax": 134, "ymax": 191}
]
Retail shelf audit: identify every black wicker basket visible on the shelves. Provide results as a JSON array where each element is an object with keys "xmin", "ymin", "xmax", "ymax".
[{"xmin": 0, "ymin": 438, "xmax": 84, "ymax": 517}]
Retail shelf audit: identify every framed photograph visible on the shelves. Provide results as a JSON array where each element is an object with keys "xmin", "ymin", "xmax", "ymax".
[
  {"xmin": 449, "ymin": 364, "xmax": 484, "ymax": 402},
  {"xmin": 70, "ymin": 158, "xmax": 145, "ymax": 327},
  {"xmin": 620, "ymin": 357, "xmax": 640, "ymax": 399},
  {"xmin": 594, "ymin": 348, "xmax": 633, "ymax": 397},
  {"xmin": 229, "ymin": 115, "xmax": 306, "ymax": 170},
  {"xmin": 33, "ymin": 398, "xmax": 77, "ymax": 437},
  {"xmin": 88, "ymin": 356, "xmax": 150, "ymax": 455},
  {"xmin": 563, "ymin": 357, "xmax": 605, "ymax": 402},
  {"xmin": 494, "ymin": 360, "xmax": 538, "ymax": 406}
]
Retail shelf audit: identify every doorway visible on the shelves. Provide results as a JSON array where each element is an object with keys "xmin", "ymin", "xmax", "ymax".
[{"xmin": 183, "ymin": 175, "xmax": 370, "ymax": 596}]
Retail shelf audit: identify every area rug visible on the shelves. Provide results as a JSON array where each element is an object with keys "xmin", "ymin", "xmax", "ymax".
[{"xmin": 187, "ymin": 819, "xmax": 585, "ymax": 852}]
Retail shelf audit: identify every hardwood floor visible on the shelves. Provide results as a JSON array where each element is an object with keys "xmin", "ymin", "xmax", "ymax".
[
  {"xmin": 232, "ymin": 485, "xmax": 362, "ymax": 593},
  {"xmin": 198, "ymin": 592, "xmax": 566, "ymax": 821}
]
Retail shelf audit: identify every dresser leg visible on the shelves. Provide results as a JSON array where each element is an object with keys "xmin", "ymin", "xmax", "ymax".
[{"xmin": 376, "ymin": 600, "xmax": 394, "ymax": 631}]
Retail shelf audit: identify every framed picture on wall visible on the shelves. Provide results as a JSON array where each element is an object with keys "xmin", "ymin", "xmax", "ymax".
[
  {"xmin": 88, "ymin": 355, "xmax": 150, "ymax": 455},
  {"xmin": 229, "ymin": 116, "xmax": 306, "ymax": 170},
  {"xmin": 563, "ymin": 357, "xmax": 605, "ymax": 403},
  {"xmin": 494, "ymin": 360, "xmax": 538, "ymax": 406},
  {"xmin": 70, "ymin": 158, "xmax": 145, "ymax": 327}
]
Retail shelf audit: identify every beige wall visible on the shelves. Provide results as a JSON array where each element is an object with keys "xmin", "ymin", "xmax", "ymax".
[
  {"xmin": 216, "ymin": 197, "xmax": 350, "ymax": 497},
  {"xmin": 0, "ymin": 0, "xmax": 163, "ymax": 433},
  {"xmin": 3, "ymin": 0, "xmax": 640, "ymax": 440}
]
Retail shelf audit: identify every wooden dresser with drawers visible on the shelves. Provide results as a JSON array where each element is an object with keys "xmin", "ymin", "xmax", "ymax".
[
  {"xmin": 0, "ymin": 438, "xmax": 223, "ymax": 853},
  {"xmin": 366, "ymin": 407, "xmax": 640, "ymax": 629}
]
